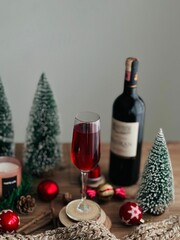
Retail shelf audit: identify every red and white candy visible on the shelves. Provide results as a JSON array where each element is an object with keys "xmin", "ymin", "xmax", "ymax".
[{"xmin": 97, "ymin": 183, "xmax": 114, "ymax": 201}]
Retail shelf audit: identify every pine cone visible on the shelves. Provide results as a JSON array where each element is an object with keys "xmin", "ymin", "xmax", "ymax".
[{"xmin": 17, "ymin": 195, "xmax": 36, "ymax": 214}]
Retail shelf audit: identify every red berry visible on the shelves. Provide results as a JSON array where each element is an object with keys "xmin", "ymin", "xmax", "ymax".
[{"xmin": 119, "ymin": 201, "xmax": 142, "ymax": 225}]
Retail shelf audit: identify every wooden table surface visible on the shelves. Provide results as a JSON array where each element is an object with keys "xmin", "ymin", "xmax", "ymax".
[{"xmin": 15, "ymin": 142, "xmax": 180, "ymax": 238}]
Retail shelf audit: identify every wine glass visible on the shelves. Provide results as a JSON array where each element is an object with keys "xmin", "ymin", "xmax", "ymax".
[{"xmin": 66, "ymin": 111, "xmax": 101, "ymax": 221}]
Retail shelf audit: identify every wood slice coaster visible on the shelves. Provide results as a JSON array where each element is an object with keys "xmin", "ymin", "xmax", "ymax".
[
  {"xmin": 104, "ymin": 215, "xmax": 112, "ymax": 230},
  {"xmin": 65, "ymin": 199, "xmax": 101, "ymax": 221},
  {"xmin": 59, "ymin": 206, "xmax": 112, "ymax": 230}
]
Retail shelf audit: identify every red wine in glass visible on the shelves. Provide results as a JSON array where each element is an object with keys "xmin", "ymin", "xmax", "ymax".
[
  {"xmin": 66, "ymin": 111, "xmax": 101, "ymax": 221},
  {"xmin": 71, "ymin": 123, "xmax": 100, "ymax": 172}
]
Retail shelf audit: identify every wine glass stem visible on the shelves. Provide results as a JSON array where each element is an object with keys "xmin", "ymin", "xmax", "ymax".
[
  {"xmin": 78, "ymin": 171, "xmax": 89, "ymax": 212},
  {"xmin": 81, "ymin": 171, "xmax": 88, "ymax": 200}
]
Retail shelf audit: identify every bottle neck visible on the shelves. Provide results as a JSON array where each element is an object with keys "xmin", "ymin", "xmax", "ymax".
[{"xmin": 123, "ymin": 84, "xmax": 138, "ymax": 96}]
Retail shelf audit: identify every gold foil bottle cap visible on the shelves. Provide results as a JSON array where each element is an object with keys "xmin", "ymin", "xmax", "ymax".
[
  {"xmin": 124, "ymin": 57, "xmax": 139, "ymax": 86},
  {"xmin": 125, "ymin": 57, "xmax": 138, "ymax": 72}
]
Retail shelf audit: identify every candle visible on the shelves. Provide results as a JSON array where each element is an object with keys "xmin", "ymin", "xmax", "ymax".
[{"xmin": 0, "ymin": 157, "xmax": 22, "ymax": 198}]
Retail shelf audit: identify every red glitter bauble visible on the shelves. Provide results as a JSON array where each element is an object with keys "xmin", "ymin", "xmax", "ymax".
[
  {"xmin": 0, "ymin": 210, "xmax": 20, "ymax": 233},
  {"xmin": 37, "ymin": 180, "xmax": 59, "ymax": 201},
  {"xmin": 119, "ymin": 202, "xmax": 143, "ymax": 225}
]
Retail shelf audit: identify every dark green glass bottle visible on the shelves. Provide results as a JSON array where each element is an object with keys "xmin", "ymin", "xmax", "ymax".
[{"xmin": 109, "ymin": 57, "xmax": 145, "ymax": 186}]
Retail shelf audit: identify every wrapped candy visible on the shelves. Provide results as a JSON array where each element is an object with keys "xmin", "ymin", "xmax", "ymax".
[{"xmin": 97, "ymin": 183, "xmax": 114, "ymax": 201}]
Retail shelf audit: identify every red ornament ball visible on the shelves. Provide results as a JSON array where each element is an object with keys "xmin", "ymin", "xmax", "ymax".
[
  {"xmin": 37, "ymin": 180, "xmax": 59, "ymax": 201},
  {"xmin": 88, "ymin": 165, "xmax": 101, "ymax": 179},
  {"xmin": 119, "ymin": 202, "xmax": 143, "ymax": 225},
  {"xmin": 0, "ymin": 210, "xmax": 20, "ymax": 233}
]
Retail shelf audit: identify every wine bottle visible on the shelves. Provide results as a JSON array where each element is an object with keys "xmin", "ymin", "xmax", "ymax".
[{"xmin": 109, "ymin": 57, "xmax": 145, "ymax": 186}]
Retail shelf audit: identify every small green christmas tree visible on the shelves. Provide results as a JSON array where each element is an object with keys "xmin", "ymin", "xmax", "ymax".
[
  {"xmin": 24, "ymin": 73, "xmax": 61, "ymax": 176},
  {"xmin": 137, "ymin": 128, "xmax": 174, "ymax": 215},
  {"xmin": 0, "ymin": 78, "xmax": 14, "ymax": 156}
]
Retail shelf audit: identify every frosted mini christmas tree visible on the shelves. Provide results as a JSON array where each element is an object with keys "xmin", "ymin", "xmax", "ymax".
[
  {"xmin": 24, "ymin": 73, "xmax": 61, "ymax": 176},
  {"xmin": 0, "ymin": 78, "xmax": 14, "ymax": 156},
  {"xmin": 137, "ymin": 128, "xmax": 174, "ymax": 215}
]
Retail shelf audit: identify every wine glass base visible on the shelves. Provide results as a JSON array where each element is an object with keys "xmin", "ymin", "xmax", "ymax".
[{"xmin": 66, "ymin": 199, "xmax": 101, "ymax": 221}]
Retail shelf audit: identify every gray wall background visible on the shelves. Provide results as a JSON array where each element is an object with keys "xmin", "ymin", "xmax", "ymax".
[{"xmin": 0, "ymin": 0, "xmax": 180, "ymax": 143}]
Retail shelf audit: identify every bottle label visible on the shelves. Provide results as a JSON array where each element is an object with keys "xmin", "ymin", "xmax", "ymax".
[
  {"xmin": 2, "ymin": 176, "xmax": 17, "ymax": 198},
  {"xmin": 110, "ymin": 119, "xmax": 139, "ymax": 157}
]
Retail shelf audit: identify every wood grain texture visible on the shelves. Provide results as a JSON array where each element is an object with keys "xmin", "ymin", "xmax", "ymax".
[{"xmin": 15, "ymin": 142, "xmax": 180, "ymax": 238}]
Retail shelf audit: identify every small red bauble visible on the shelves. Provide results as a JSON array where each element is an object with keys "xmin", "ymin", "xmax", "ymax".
[
  {"xmin": 0, "ymin": 210, "xmax": 20, "ymax": 233},
  {"xmin": 37, "ymin": 180, "xmax": 59, "ymax": 201},
  {"xmin": 119, "ymin": 201, "xmax": 143, "ymax": 225},
  {"xmin": 88, "ymin": 165, "xmax": 101, "ymax": 179}
]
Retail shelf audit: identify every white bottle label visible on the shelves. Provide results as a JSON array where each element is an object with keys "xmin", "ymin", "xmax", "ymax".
[{"xmin": 110, "ymin": 119, "xmax": 139, "ymax": 157}]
